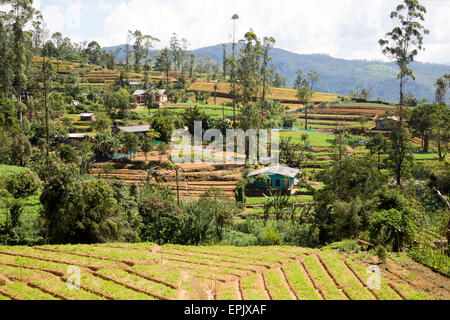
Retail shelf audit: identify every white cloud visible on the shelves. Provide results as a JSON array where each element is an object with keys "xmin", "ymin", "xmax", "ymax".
[{"xmin": 36, "ymin": 0, "xmax": 450, "ymax": 64}]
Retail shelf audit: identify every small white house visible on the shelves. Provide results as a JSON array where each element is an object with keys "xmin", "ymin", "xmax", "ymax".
[{"xmin": 78, "ymin": 113, "xmax": 96, "ymax": 122}]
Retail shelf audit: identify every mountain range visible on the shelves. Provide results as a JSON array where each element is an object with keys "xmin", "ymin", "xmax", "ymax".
[{"xmin": 103, "ymin": 43, "xmax": 450, "ymax": 103}]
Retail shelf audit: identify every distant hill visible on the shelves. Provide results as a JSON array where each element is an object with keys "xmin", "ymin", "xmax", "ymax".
[{"xmin": 103, "ymin": 43, "xmax": 450, "ymax": 103}]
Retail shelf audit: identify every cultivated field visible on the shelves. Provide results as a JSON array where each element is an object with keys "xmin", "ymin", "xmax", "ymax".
[
  {"xmin": 188, "ymin": 82, "xmax": 343, "ymax": 104},
  {"xmin": 91, "ymin": 153, "xmax": 244, "ymax": 199},
  {"xmin": 0, "ymin": 243, "xmax": 447, "ymax": 300}
]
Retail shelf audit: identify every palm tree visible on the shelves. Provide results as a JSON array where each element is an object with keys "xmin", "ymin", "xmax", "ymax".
[{"xmin": 263, "ymin": 192, "xmax": 291, "ymax": 222}]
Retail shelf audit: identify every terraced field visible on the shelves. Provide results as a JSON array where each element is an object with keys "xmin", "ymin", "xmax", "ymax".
[
  {"xmin": 91, "ymin": 158, "xmax": 244, "ymax": 199},
  {"xmin": 0, "ymin": 244, "xmax": 447, "ymax": 300},
  {"xmin": 189, "ymin": 82, "xmax": 342, "ymax": 104}
]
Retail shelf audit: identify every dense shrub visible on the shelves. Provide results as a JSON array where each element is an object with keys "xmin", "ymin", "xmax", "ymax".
[
  {"xmin": 5, "ymin": 173, "xmax": 39, "ymax": 199},
  {"xmin": 369, "ymin": 208, "xmax": 415, "ymax": 252},
  {"xmin": 139, "ymin": 196, "xmax": 185, "ymax": 244},
  {"xmin": 221, "ymin": 229, "xmax": 259, "ymax": 246},
  {"xmin": 58, "ymin": 144, "xmax": 78, "ymax": 164}
]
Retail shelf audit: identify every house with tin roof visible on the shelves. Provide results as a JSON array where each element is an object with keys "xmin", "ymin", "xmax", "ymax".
[
  {"xmin": 113, "ymin": 124, "xmax": 151, "ymax": 139},
  {"xmin": 247, "ymin": 165, "xmax": 300, "ymax": 195}
]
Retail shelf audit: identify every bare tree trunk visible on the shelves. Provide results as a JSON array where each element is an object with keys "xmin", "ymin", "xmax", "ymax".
[
  {"xmin": 305, "ymin": 105, "xmax": 308, "ymax": 130},
  {"xmin": 44, "ymin": 54, "xmax": 50, "ymax": 161},
  {"xmin": 175, "ymin": 166, "xmax": 180, "ymax": 206}
]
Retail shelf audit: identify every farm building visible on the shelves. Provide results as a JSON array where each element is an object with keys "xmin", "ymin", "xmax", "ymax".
[
  {"xmin": 247, "ymin": 165, "xmax": 300, "ymax": 196},
  {"xmin": 133, "ymin": 89, "xmax": 168, "ymax": 106},
  {"xmin": 78, "ymin": 113, "xmax": 95, "ymax": 122},
  {"xmin": 113, "ymin": 125, "xmax": 151, "ymax": 139},
  {"xmin": 133, "ymin": 90, "xmax": 147, "ymax": 104},
  {"xmin": 55, "ymin": 133, "xmax": 90, "ymax": 147},
  {"xmin": 375, "ymin": 116, "xmax": 400, "ymax": 131}
]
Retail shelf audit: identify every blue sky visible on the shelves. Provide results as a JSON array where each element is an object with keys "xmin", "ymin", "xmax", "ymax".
[{"xmin": 35, "ymin": 0, "xmax": 450, "ymax": 64}]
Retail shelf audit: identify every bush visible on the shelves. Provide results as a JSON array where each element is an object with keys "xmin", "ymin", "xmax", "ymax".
[
  {"xmin": 325, "ymin": 240, "xmax": 361, "ymax": 253},
  {"xmin": 139, "ymin": 196, "xmax": 185, "ymax": 244},
  {"xmin": 58, "ymin": 144, "xmax": 78, "ymax": 164},
  {"xmin": 5, "ymin": 173, "xmax": 39, "ymax": 199},
  {"xmin": 263, "ymin": 224, "xmax": 282, "ymax": 245},
  {"xmin": 369, "ymin": 208, "xmax": 415, "ymax": 252},
  {"xmin": 282, "ymin": 116, "xmax": 294, "ymax": 128},
  {"xmin": 409, "ymin": 242, "xmax": 449, "ymax": 275},
  {"xmin": 221, "ymin": 229, "xmax": 259, "ymax": 246},
  {"xmin": 235, "ymin": 185, "xmax": 246, "ymax": 205},
  {"xmin": 430, "ymin": 163, "xmax": 450, "ymax": 195}
]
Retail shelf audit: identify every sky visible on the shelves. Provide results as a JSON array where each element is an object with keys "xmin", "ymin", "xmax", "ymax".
[{"xmin": 34, "ymin": 0, "xmax": 450, "ymax": 64}]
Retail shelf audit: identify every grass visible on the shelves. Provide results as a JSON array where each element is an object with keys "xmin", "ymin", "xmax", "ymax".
[
  {"xmin": 0, "ymin": 281, "xmax": 58, "ymax": 300},
  {"xmin": 81, "ymin": 272, "xmax": 156, "ymax": 300},
  {"xmin": 245, "ymin": 195, "xmax": 314, "ymax": 206},
  {"xmin": 302, "ymin": 255, "xmax": 347, "ymax": 300},
  {"xmin": 282, "ymin": 261, "xmax": 321, "ymax": 300},
  {"xmin": 264, "ymin": 269, "xmax": 294, "ymax": 300},
  {"xmin": 344, "ymin": 259, "xmax": 401, "ymax": 300},
  {"xmin": 97, "ymin": 268, "xmax": 177, "ymax": 298},
  {"xmin": 278, "ymin": 130, "xmax": 336, "ymax": 147},
  {"xmin": 241, "ymin": 274, "xmax": 268, "ymax": 300},
  {"xmin": 320, "ymin": 251, "xmax": 375, "ymax": 300},
  {"xmin": 0, "ymin": 243, "xmax": 442, "ymax": 300},
  {"xmin": 412, "ymin": 152, "xmax": 441, "ymax": 161}
]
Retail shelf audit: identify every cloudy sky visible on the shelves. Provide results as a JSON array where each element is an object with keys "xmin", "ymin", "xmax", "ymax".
[{"xmin": 34, "ymin": 0, "xmax": 450, "ymax": 64}]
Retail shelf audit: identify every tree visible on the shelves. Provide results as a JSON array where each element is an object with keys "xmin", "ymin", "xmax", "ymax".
[
  {"xmin": 263, "ymin": 192, "xmax": 291, "ymax": 222},
  {"xmin": 230, "ymin": 13, "xmax": 239, "ymax": 127},
  {"xmin": 121, "ymin": 132, "xmax": 139, "ymax": 158},
  {"xmin": 379, "ymin": 0, "xmax": 429, "ymax": 109},
  {"xmin": 435, "ymin": 73, "xmax": 449, "ymax": 104},
  {"xmin": 272, "ymin": 73, "xmax": 286, "ymax": 88},
  {"xmin": 139, "ymin": 196, "xmax": 185, "ymax": 244},
  {"xmin": 198, "ymin": 188, "xmax": 236, "ymax": 241},
  {"xmin": 155, "ymin": 48, "xmax": 171, "ymax": 90},
  {"xmin": 92, "ymin": 112, "xmax": 112, "ymax": 132},
  {"xmin": 92, "ymin": 130, "xmax": 122, "ymax": 158},
  {"xmin": 237, "ymin": 30, "xmax": 261, "ymax": 108},
  {"xmin": 431, "ymin": 103, "xmax": 450, "ymax": 161},
  {"xmin": 350, "ymin": 85, "xmax": 371, "ymax": 100},
  {"xmin": 130, "ymin": 30, "xmax": 159, "ymax": 73},
  {"xmin": 370, "ymin": 208, "xmax": 415, "ymax": 252},
  {"xmin": 85, "ymin": 41, "xmax": 101, "ymax": 65},
  {"xmin": 295, "ymin": 69, "xmax": 319, "ymax": 130},
  {"xmin": 2, "ymin": 0, "xmax": 35, "ymax": 164},
  {"xmin": 366, "ymin": 134, "xmax": 388, "ymax": 171},
  {"xmin": 386, "ymin": 123, "xmax": 413, "ymax": 185},
  {"xmin": 151, "ymin": 112, "xmax": 175, "ymax": 143},
  {"xmin": 279, "ymin": 135, "xmax": 314, "ymax": 169},
  {"xmin": 103, "ymin": 88, "xmax": 131, "ymax": 120},
  {"xmin": 358, "ymin": 114, "xmax": 371, "ymax": 131},
  {"xmin": 141, "ymin": 129, "xmax": 160, "ymax": 161},
  {"xmin": 260, "ymin": 36, "xmax": 275, "ymax": 104},
  {"xmin": 57, "ymin": 144, "xmax": 78, "ymax": 164},
  {"xmin": 408, "ymin": 104, "xmax": 435, "ymax": 152}
]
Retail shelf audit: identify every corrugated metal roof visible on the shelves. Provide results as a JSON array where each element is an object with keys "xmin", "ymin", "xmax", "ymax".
[
  {"xmin": 78, "ymin": 113, "xmax": 95, "ymax": 117},
  {"xmin": 247, "ymin": 165, "xmax": 300, "ymax": 178},
  {"xmin": 118, "ymin": 125, "xmax": 151, "ymax": 133},
  {"xmin": 68, "ymin": 134, "xmax": 89, "ymax": 139},
  {"xmin": 133, "ymin": 90, "xmax": 146, "ymax": 96}
]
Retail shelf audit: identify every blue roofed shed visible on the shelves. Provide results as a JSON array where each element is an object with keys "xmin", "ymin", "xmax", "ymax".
[{"xmin": 247, "ymin": 165, "xmax": 300, "ymax": 191}]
